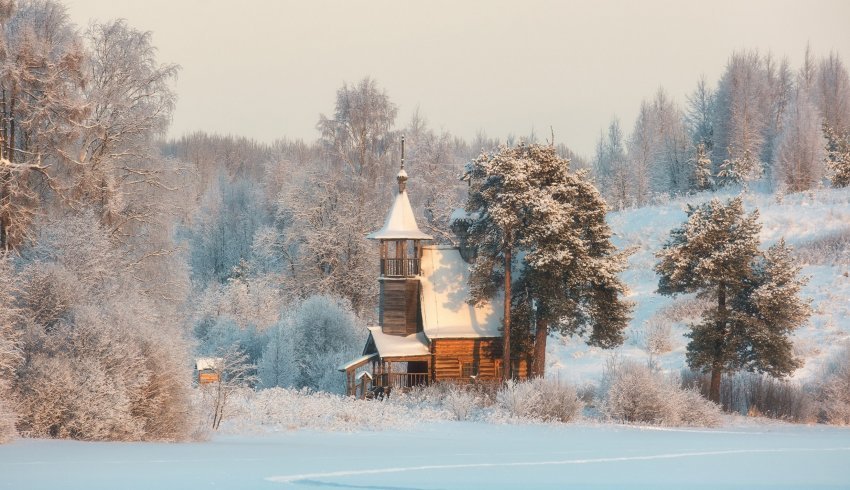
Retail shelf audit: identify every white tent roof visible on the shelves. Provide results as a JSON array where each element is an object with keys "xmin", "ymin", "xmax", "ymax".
[
  {"xmin": 367, "ymin": 327, "xmax": 431, "ymax": 357},
  {"xmin": 419, "ymin": 246, "xmax": 504, "ymax": 339},
  {"xmin": 367, "ymin": 189, "xmax": 433, "ymax": 240}
]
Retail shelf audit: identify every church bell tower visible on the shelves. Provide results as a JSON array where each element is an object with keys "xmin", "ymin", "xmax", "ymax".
[{"xmin": 367, "ymin": 136, "xmax": 432, "ymax": 336}]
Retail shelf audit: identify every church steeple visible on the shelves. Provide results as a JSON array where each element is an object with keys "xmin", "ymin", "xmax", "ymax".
[{"xmin": 367, "ymin": 136, "xmax": 432, "ymax": 242}]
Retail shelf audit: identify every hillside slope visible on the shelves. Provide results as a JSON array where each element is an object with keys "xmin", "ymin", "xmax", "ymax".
[{"xmin": 549, "ymin": 187, "xmax": 850, "ymax": 385}]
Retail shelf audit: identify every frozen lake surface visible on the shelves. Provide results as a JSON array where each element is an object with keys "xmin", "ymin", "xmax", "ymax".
[{"xmin": 2, "ymin": 421, "xmax": 849, "ymax": 489}]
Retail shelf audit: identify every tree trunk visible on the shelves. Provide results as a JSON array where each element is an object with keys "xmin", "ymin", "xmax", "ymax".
[
  {"xmin": 532, "ymin": 318, "xmax": 548, "ymax": 378},
  {"xmin": 709, "ymin": 281, "xmax": 727, "ymax": 403},
  {"xmin": 709, "ymin": 366, "xmax": 722, "ymax": 404},
  {"xmin": 502, "ymin": 240, "xmax": 512, "ymax": 381}
]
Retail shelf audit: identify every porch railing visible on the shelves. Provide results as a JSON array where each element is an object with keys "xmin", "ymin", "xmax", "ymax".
[
  {"xmin": 380, "ymin": 258, "xmax": 420, "ymax": 277},
  {"xmin": 374, "ymin": 372, "xmax": 429, "ymax": 389}
]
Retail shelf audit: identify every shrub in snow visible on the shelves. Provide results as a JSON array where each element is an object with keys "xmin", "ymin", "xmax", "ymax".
[
  {"xmin": 441, "ymin": 387, "xmax": 481, "ymax": 421},
  {"xmin": 682, "ymin": 369, "xmax": 814, "ymax": 423},
  {"xmin": 601, "ymin": 361, "xmax": 720, "ymax": 427},
  {"xmin": 817, "ymin": 346, "xmax": 850, "ymax": 425},
  {"xmin": 215, "ymin": 386, "xmax": 447, "ymax": 433},
  {"xmin": 496, "ymin": 379, "xmax": 583, "ymax": 423}
]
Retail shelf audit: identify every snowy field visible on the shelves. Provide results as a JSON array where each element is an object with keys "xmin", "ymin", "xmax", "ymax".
[{"xmin": 1, "ymin": 421, "xmax": 848, "ymax": 489}]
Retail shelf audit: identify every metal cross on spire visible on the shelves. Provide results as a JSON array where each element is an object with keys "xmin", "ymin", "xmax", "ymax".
[{"xmin": 397, "ymin": 135, "xmax": 408, "ymax": 193}]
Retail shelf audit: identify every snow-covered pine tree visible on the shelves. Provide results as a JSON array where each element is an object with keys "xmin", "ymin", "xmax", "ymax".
[
  {"xmin": 512, "ymin": 145, "xmax": 631, "ymax": 377},
  {"xmin": 824, "ymin": 125, "xmax": 850, "ymax": 188},
  {"xmin": 459, "ymin": 143, "xmax": 530, "ymax": 379},
  {"xmin": 655, "ymin": 198, "xmax": 809, "ymax": 403},
  {"xmin": 461, "ymin": 143, "xmax": 631, "ymax": 379}
]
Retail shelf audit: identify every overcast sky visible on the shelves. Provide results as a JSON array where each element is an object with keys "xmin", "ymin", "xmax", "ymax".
[{"xmin": 66, "ymin": 0, "xmax": 850, "ymax": 158}]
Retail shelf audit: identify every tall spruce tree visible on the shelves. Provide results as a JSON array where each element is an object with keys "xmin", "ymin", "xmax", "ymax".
[
  {"xmin": 655, "ymin": 198, "xmax": 809, "ymax": 402},
  {"xmin": 460, "ymin": 143, "xmax": 631, "ymax": 379}
]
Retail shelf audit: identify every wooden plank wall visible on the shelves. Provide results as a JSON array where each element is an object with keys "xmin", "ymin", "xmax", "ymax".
[
  {"xmin": 432, "ymin": 338, "xmax": 501, "ymax": 381},
  {"xmin": 380, "ymin": 278, "xmax": 420, "ymax": 335},
  {"xmin": 432, "ymin": 338, "xmax": 529, "ymax": 381}
]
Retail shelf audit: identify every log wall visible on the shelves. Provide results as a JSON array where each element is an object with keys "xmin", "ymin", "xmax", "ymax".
[{"xmin": 379, "ymin": 278, "xmax": 420, "ymax": 335}]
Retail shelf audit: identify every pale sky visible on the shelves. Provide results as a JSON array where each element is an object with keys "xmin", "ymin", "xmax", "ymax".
[{"xmin": 66, "ymin": 0, "xmax": 850, "ymax": 158}]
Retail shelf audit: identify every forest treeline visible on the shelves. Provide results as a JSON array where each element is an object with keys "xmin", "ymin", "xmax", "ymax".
[
  {"xmin": 593, "ymin": 47, "xmax": 850, "ymax": 207},
  {"xmin": 0, "ymin": 0, "xmax": 848, "ymax": 442}
]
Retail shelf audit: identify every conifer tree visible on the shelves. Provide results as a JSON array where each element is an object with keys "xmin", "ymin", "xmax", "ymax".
[
  {"xmin": 655, "ymin": 198, "xmax": 809, "ymax": 402},
  {"xmin": 460, "ymin": 144, "xmax": 529, "ymax": 379},
  {"xmin": 461, "ymin": 143, "xmax": 631, "ymax": 379}
]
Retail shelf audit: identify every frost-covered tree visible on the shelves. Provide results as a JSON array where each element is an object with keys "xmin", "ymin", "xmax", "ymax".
[
  {"xmin": 717, "ymin": 148, "xmax": 762, "ymax": 188},
  {"xmin": 258, "ymin": 295, "xmax": 364, "ymax": 393},
  {"xmin": 815, "ymin": 52, "xmax": 850, "ymax": 136},
  {"xmin": 188, "ymin": 176, "xmax": 270, "ymax": 285},
  {"xmin": 0, "ymin": 256, "xmax": 21, "ymax": 442},
  {"xmin": 762, "ymin": 54, "xmax": 794, "ymax": 170},
  {"xmin": 65, "ymin": 19, "xmax": 178, "ymax": 227},
  {"xmin": 685, "ymin": 76, "xmax": 715, "ymax": 152},
  {"xmin": 460, "ymin": 143, "xmax": 537, "ymax": 379},
  {"xmin": 0, "ymin": 0, "xmax": 85, "ymax": 250},
  {"xmin": 594, "ymin": 118, "xmax": 631, "ymax": 208},
  {"xmin": 689, "ymin": 143, "xmax": 713, "ymax": 191},
  {"xmin": 824, "ymin": 126, "xmax": 850, "ymax": 187},
  {"xmin": 655, "ymin": 198, "xmax": 809, "ymax": 403},
  {"xmin": 508, "ymin": 146, "xmax": 631, "ymax": 376},
  {"xmin": 651, "ymin": 89, "xmax": 691, "ymax": 195},
  {"xmin": 403, "ymin": 114, "xmax": 466, "ymax": 244},
  {"xmin": 317, "ymin": 76, "xmax": 398, "ymax": 185},
  {"xmin": 13, "ymin": 213, "xmax": 192, "ymax": 441},
  {"xmin": 775, "ymin": 89, "xmax": 826, "ymax": 192},
  {"xmin": 713, "ymin": 51, "xmax": 770, "ymax": 182},
  {"xmin": 627, "ymin": 103, "xmax": 655, "ymax": 206},
  {"xmin": 276, "ymin": 167, "xmax": 378, "ymax": 315},
  {"xmin": 204, "ymin": 344, "xmax": 256, "ymax": 430}
]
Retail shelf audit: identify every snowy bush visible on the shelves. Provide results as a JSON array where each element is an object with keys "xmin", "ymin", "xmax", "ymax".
[
  {"xmin": 496, "ymin": 379, "xmax": 583, "ymax": 423},
  {"xmin": 442, "ymin": 387, "xmax": 481, "ymax": 421},
  {"xmin": 601, "ymin": 361, "xmax": 720, "ymax": 427},
  {"xmin": 215, "ymin": 387, "xmax": 447, "ymax": 433},
  {"xmin": 816, "ymin": 345, "xmax": 850, "ymax": 425},
  {"xmin": 682, "ymin": 370, "xmax": 814, "ymax": 422}
]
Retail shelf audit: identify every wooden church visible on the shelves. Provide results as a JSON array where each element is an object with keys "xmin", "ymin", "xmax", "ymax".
[{"xmin": 339, "ymin": 139, "xmax": 527, "ymax": 397}]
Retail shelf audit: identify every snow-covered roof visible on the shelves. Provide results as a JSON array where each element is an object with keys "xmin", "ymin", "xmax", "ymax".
[
  {"xmin": 336, "ymin": 354, "xmax": 377, "ymax": 372},
  {"xmin": 366, "ymin": 327, "xmax": 431, "ymax": 358},
  {"xmin": 419, "ymin": 246, "xmax": 503, "ymax": 339},
  {"xmin": 367, "ymin": 190, "xmax": 433, "ymax": 240},
  {"xmin": 195, "ymin": 357, "xmax": 221, "ymax": 371}
]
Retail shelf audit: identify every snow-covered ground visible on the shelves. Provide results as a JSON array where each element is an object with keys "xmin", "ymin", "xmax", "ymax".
[
  {"xmin": 550, "ymin": 188, "xmax": 850, "ymax": 385},
  {"xmin": 1, "ymin": 421, "xmax": 848, "ymax": 489}
]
